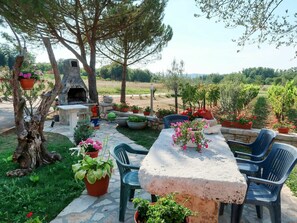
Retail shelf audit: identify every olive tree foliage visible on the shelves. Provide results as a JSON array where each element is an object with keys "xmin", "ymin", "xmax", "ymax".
[
  {"xmin": 163, "ymin": 59, "xmax": 185, "ymax": 113},
  {"xmin": 0, "ymin": 0, "xmax": 147, "ymax": 103},
  {"xmin": 98, "ymin": 0, "xmax": 173, "ymax": 103},
  {"xmin": 195, "ymin": 0, "xmax": 297, "ymax": 54}
]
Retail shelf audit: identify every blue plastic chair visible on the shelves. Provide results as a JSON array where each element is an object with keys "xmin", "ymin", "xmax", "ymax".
[
  {"xmin": 231, "ymin": 142, "xmax": 297, "ymax": 223},
  {"xmin": 163, "ymin": 114, "xmax": 189, "ymax": 128},
  {"xmin": 111, "ymin": 143, "xmax": 156, "ymax": 222},
  {"xmin": 229, "ymin": 129, "xmax": 276, "ymax": 176}
]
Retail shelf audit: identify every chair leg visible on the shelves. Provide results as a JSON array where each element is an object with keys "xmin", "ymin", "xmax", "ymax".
[
  {"xmin": 256, "ymin": 205, "xmax": 263, "ymax": 219},
  {"xmin": 119, "ymin": 184, "xmax": 130, "ymax": 222},
  {"xmin": 219, "ymin": 203, "xmax": 226, "ymax": 215},
  {"xmin": 231, "ymin": 203, "xmax": 244, "ymax": 223},
  {"xmin": 151, "ymin": 194, "xmax": 157, "ymax": 202},
  {"xmin": 129, "ymin": 189, "xmax": 135, "ymax": 201},
  {"xmin": 268, "ymin": 205, "xmax": 281, "ymax": 223}
]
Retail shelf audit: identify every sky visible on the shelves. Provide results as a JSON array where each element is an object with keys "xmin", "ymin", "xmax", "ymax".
[{"xmin": 31, "ymin": 0, "xmax": 297, "ymax": 74}]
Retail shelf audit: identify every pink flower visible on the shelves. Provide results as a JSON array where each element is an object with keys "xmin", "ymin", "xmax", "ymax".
[{"xmin": 85, "ymin": 138, "xmax": 94, "ymax": 144}]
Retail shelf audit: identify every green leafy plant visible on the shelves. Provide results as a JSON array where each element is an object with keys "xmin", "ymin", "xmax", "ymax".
[
  {"xmin": 156, "ymin": 108, "xmax": 175, "ymax": 118},
  {"xmin": 131, "ymin": 105, "xmax": 140, "ymax": 110},
  {"xmin": 119, "ymin": 103, "xmax": 129, "ymax": 109},
  {"xmin": 144, "ymin": 106, "xmax": 150, "ymax": 112},
  {"xmin": 72, "ymin": 137, "xmax": 113, "ymax": 184},
  {"xmin": 133, "ymin": 193, "xmax": 194, "ymax": 223},
  {"xmin": 128, "ymin": 115, "xmax": 147, "ymax": 122},
  {"xmin": 272, "ymin": 120, "xmax": 296, "ymax": 129},
  {"xmin": 73, "ymin": 119, "xmax": 94, "ymax": 145}
]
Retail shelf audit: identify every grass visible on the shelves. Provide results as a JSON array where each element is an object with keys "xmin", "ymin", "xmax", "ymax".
[
  {"xmin": 116, "ymin": 126, "xmax": 161, "ymax": 149},
  {"xmin": 0, "ymin": 131, "xmax": 84, "ymax": 223}
]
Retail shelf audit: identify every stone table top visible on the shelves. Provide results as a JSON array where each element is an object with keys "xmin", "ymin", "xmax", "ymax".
[
  {"xmin": 139, "ymin": 128, "xmax": 247, "ymax": 204},
  {"xmin": 58, "ymin": 104, "xmax": 88, "ymax": 110}
]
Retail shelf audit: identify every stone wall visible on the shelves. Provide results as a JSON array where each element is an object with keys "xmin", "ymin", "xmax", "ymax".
[{"xmin": 221, "ymin": 127, "xmax": 297, "ymax": 147}]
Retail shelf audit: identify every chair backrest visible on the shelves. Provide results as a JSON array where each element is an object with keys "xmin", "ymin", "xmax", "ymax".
[
  {"xmin": 261, "ymin": 143, "xmax": 297, "ymax": 194},
  {"xmin": 163, "ymin": 114, "xmax": 189, "ymax": 129},
  {"xmin": 250, "ymin": 128, "xmax": 276, "ymax": 161},
  {"xmin": 111, "ymin": 143, "xmax": 133, "ymax": 180}
]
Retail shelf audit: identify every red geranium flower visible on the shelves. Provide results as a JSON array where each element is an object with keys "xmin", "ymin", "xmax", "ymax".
[{"xmin": 26, "ymin": 212, "xmax": 33, "ymax": 218}]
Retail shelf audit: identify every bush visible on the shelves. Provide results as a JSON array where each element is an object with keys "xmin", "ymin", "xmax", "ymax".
[{"xmin": 73, "ymin": 119, "xmax": 94, "ymax": 145}]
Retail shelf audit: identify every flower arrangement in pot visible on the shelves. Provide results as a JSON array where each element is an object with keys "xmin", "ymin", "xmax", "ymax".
[
  {"xmin": 18, "ymin": 70, "xmax": 41, "ymax": 90},
  {"xmin": 273, "ymin": 119, "xmax": 296, "ymax": 134},
  {"xmin": 143, "ymin": 106, "xmax": 151, "ymax": 116},
  {"xmin": 219, "ymin": 112, "xmax": 255, "ymax": 129},
  {"xmin": 133, "ymin": 193, "xmax": 194, "ymax": 223},
  {"xmin": 119, "ymin": 103, "xmax": 130, "ymax": 112},
  {"xmin": 171, "ymin": 120, "xmax": 210, "ymax": 152},
  {"xmin": 75, "ymin": 138, "xmax": 103, "ymax": 158},
  {"xmin": 70, "ymin": 137, "xmax": 113, "ymax": 196},
  {"xmin": 131, "ymin": 105, "xmax": 140, "ymax": 113}
]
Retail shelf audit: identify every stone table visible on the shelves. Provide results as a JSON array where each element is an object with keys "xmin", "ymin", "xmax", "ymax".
[
  {"xmin": 58, "ymin": 105, "xmax": 88, "ymax": 130},
  {"xmin": 139, "ymin": 128, "xmax": 247, "ymax": 223}
]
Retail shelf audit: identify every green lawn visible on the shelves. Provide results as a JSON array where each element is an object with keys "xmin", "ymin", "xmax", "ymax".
[{"xmin": 0, "ymin": 131, "xmax": 84, "ymax": 223}]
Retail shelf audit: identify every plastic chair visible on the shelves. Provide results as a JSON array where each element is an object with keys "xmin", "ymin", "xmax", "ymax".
[
  {"xmin": 111, "ymin": 143, "xmax": 156, "ymax": 222},
  {"xmin": 229, "ymin": 128, "xmax": 276, "ymax": 176},
  {"xmin": 163, "ymin": 114, "xmax": 189, "ymax": 129},
  {"xmin": 230, "ymin": 143, "xmax": 297, "ymax": 223}
]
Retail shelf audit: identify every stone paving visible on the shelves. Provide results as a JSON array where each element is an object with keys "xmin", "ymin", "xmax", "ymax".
[{"xmin": 43, "ymin": 121, "xmax": 297, "ymax": 223}]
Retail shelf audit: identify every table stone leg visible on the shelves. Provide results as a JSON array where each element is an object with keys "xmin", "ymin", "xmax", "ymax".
[
  {"xmin": 175, "ymin": 194, "xmax": 219, "ymax": 223},
  {"xmin": 69, "ymin": 110, "xmax": 78, "ymax": 130}
]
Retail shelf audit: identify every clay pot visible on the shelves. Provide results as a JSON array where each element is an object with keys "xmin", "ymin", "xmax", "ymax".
[
  {"xmin": 278, "ymin": 127, "xmax": 289, "ymax": 134},
  {"xmin": 143, "ymin": 111, "xmax": 150, "ymax": 116},
  {"xmin": 132, "ymin": 110, "xmax": 139, "ymax": 114},
  {"xmin": 84, "ymin": 175, "xmax": 110, "ymax": 196},
  {"xmin": 20, "ymin": 79, "xmax": 35, "ymax": 90},
  {"xmin": 85, "ymin": 151, "xmax": 99, "ymax": 158},
  {"xmin": 221, "ymin": 121, "xmax": 252, "ymax": 129},
  {"xmin": 120, "ymin": 108, "xmax": 129, "ymax": 112}
]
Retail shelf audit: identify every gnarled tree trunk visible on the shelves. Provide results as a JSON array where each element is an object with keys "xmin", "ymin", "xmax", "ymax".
[{"xmin": 7, "ymin": 37, "xmax": 63, "ymax": 177}]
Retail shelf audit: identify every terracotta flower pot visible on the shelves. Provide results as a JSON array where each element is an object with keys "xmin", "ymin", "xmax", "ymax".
[
  {"xmin": 143, "ymin": 111, "xmax": 150, "ymax": 116},
  {"xmin": 85, "ymin": 151, "xmax": 99, "ymax": 158},
  {"xmin": 221, "ymin": 120, "xmax": 252, "ymax": 129},
  {"xmin": 84, "ymin": 175, "xmax": 110, "ymax": 196},
  {"xmin": 278, "ymin": 127, "xmax": 289, "ymax": 134},
  {"xmin": 221, "ymin": 120, "xmax": 232, "ymax": 128},
  {"xmin": 20, "ymin": 79, "xmax": 35, "ymax": 90},
  {"xmin": 132, "ymin": 110, "xmax": 139, "ymax": 113},
  {"xmin": 120, "ymin": 108, "xmax": 129, "ymax": 112}
]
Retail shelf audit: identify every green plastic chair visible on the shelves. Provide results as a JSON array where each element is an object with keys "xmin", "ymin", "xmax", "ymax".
[
  {"xmin": 231, "ymin": 143, "xmax": 297, "ymax": 223},
  {"xmin": 163, "ymin": 114, "xmax": 189, "ymax": 128},
  {"xmin": 111, "ymin": 143, "xmax": 156, "ymax": 222},
  {"xmin": 229, "ymin": 128, "xmax": 276, "ymax": 176}
]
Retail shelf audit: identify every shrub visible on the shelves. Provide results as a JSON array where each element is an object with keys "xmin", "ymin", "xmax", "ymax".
[{"xmin": 73, "ymin": 119, "xmax": 94, "ymax": 145}]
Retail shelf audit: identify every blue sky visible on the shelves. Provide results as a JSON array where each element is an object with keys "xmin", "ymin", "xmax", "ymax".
[{"xmin": 30, "ymin": 0, "xmax": 295, "ymax": 74}]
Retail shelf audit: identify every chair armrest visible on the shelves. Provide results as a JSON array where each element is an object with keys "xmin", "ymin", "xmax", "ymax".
[
  {"xmin": 119, "ymin": 162, "xmax": 140, "ymax": 170},
  {"xmin": 247, "ymin": 176, "xmax": 282, "ymax": 186},
  {"xmin": 128, "ymin": 147, "xmax": 149, "ymax": 155},
  {"xmin": 233, "ymin": 151, "xmax": 254, "ymax": 159},
  {"xmin": 236, "ymin": 157, "xmax": 261, "ymax": 165},
  {"xmin": 228, "ymin": 140, "xmax": 251, "ymax": 147}
]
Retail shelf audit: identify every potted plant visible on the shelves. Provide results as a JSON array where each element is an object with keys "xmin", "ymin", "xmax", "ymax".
[
  {"xmin": 18, "ymin": 70, "xmax": 41, "ymax": 90},
  {"xmin": 119, "ymin": 103, "xmax": 130, "ymax": 112},
  {"xmin": 112, "ymin": 103, "xmax": 119, "ymax": 111},
  {"xmin": 156, "ymin": 108, "xmax": 175, "ymax": 120},
  {"xmin": 73, "ymin": 119, "xmax": 94, "ymax": 145},
  {"xmin": 143, "ymin": 106, "xmax": 151, "ymax": 116},
  {"xmin": 273, "ymin": 120, "xmax": 296, "ymax": 134},
  {"xmin": 171, "ymin": 120, "xmax": 210, "ymax": 152},
  {"xmin": 219, "ymin": 113, "xmax": 255, "ymax": 129},
  {"xmin": 71, "ymin": 137, "xmax": 113, "ymax": 196},
  {"xmin": 74, "ymin": 138, "xmax": 103, "ymax": 158},
  {"xmin": 127, "ymin": 115, "xmax": 147, "ymax": 130},
  {"xmin": 133, "ymin": 194, "xmax": 194, "ymax": 223},
  {"xmin": 131, "ymin": 105, "xmax": 140, "ymax": 113}
]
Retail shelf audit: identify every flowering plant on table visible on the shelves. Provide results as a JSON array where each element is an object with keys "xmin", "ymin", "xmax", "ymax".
[{"xmin": 171, "ymin": 120, "xmax": 210, "ymax": 152}]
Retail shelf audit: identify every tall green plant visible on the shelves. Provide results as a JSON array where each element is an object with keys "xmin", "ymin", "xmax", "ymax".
[{"xmin": 267, "ymin": 80, "xmax": 297, "ymax": 121}]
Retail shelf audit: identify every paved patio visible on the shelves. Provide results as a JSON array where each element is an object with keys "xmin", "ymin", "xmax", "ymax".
[{"xmin": 43, "ymin": 120, "xmax": 297, "ymax": 223}]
